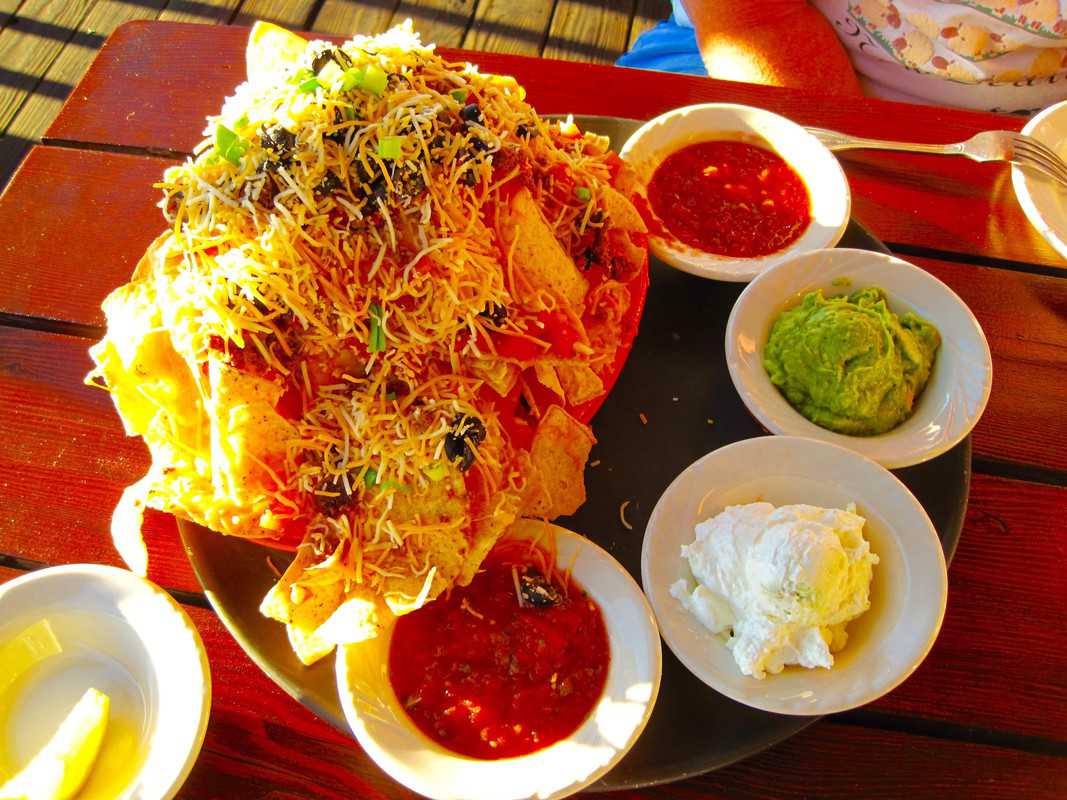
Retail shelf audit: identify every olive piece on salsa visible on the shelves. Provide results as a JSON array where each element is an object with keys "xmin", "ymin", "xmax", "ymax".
[
  {"xmin": 388, "ymin": 543, "xmax": 610, "ymax": 759},
  {"xmin": 647, "ymin": 139, "xmax": 811, "ymax": 258}
]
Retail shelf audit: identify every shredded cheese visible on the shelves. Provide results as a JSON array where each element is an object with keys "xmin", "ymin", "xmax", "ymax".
[{"xmin": 91, "ymin": 24, "xmax": 642, "ymax": 620}]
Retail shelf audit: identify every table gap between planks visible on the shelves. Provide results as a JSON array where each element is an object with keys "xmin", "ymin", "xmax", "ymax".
[{"xmin": 0, "ymin": 18, "xmax": 1065, "ymax": 800}]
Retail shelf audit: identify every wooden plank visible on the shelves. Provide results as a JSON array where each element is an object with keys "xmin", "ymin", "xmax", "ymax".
[
  {"xmin": 5, "ymin": 1, "xmax": 168, "ymax": 151},
  {"xmin": 233, "ymin": 0, "xmax": 318, "ymax": 28},
  {"xmin": 0, "ymin": 326, "xmax": 201, "ymax": 593},
  {"xmin": 0, "ymin": 565, "xmax": 401, "ymax": 798},
  {"xmin": 310, "ymin": 0, "xmax": 400, "ymax": 36},
  {"xmin": 1, "ymin": 565, "xmax": 1060, "ymax": 799},
  {"xmin": 159, "ymin": 0, "xmax": 241, "ymax": 25},
  {"xmin": 42, "ymin": 21, "xmax": 1065, "ymax": 269},
  {"xmin": 910, "ymin": 256, "xmax": 1067, "ymax": 471},
  {"xmin": 628, "ymin": 0, "xmax": 670, "ymax": 49},
  {"xmin": 0, "ymin": 0, "xmax": 94, "ymax": 131},
  {"xmin": 3, "ymin": 147, "xmax": 1067, "ymax": 471},
  {"xmin": 0, "ymin": 147, "xmax": 176, "ymax": 327},
  {"xmin": 869, "ymin": 473, "xmax": 1067, "ymax": 741},
  {"xmin": 1, "ymin": 324, "xmax": 1065, "ymax": 743},
  {"xmin": 464, "ymin": 0, "xmax": 553, "ymax": 55},
  {"xmin": 0, "ymin": 1, "xmax": 24, "ymax": 33},
  {"xmin": 653, "ymin": 724, "xmax": 1067, "ymax": 799},
  {"xmin": 842, "ymin": 151, "xmax": 1058, "ymax": 269},
  {"xmin": 391, "ymin": 0, "xmax": 477, "ymax": 48},
  {"xmin": 542, "ymin": 0, "xmax": 634, "ymax": 65}
]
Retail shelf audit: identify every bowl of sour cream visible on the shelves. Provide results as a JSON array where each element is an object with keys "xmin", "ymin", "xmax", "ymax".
[{"xmin": 641, "ymin": 435, "xmax": 947, "ymax": 715}]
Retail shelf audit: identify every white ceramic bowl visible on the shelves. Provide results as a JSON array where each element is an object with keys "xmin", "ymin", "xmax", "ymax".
[
  {"xmin": 641, "ymin": 435, "xmax": 947, "ymax": 715},
  {"xmin": 618, "ymin": 103, "xmax": 850, "ymax": 282},
  {"xmin": 726, "ymin": 247, "xmax": 992, "ymax": 468},
  {"xmin": 1012, "ymin": 99, "xmax": 1067, "ymax": 260},
  {"xmin": 336, "ymin": 521, "xmax": 662, "ymax": 800},
  {"xmin": 0, "ymin": 564, "xmax": 211, "ymax": 799}
]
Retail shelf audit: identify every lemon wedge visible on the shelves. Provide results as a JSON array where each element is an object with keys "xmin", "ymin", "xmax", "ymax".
[
  {"xmin": 246, "ymin": 21, "xmax": 308, "ymax": 83},
  {"xmin": 0, "ymin": 621, "xmax": 61, "ymax": 697},
  {"xmin": 0, "ymin": 688, "xmax": 110, "ymax": 800}
]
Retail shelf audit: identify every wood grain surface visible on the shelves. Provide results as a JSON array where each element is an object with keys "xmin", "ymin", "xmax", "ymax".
[
  {"xmin": 1, "ymin": 17, "xmax": 1065, "ymax": 800},
  {"xmin": 42, "ymin": 21, "xmax": 1066, "ymax": 270},
  {"xmin": 0, "ymin": 0, "xmax": 94, "ymax": 130},
  {"xmin": 2, "ymin": 147, "xmax": 1064, "ymax": 473},
  {"xmin": 1, "ymin": 321, "xmax": 1065, "ymax": 743},
  {"xmin": 1, "ymin": 564, "xmax": 1062, "ymax": 800}
]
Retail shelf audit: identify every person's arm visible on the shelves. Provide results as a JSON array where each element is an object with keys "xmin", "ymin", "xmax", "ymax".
[{"xmin": 680, "ymin": 0, "xmax": 862, "ymax": 95}]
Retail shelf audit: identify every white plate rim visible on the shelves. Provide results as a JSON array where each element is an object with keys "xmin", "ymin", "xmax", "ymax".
[
  {"xmin": 0, "ymin": 563, "xmax": 212, "ymax": 800},
  {"xmin": 724, "ymin": 247, "xmax": 993, "ymax": 468},
  {"xmin": 335, "ymin": 524, "xmax": 663, "ymax": 800},
  {"xmin": 639, "ymin": 435, "xmax": 948, "ymax": 716},
  {"xmin": 1012, "ymin": 99, "xmax": 1067, "ymax": 261},
  {"xmin": 618, "ymin": 102, "xmax": 852, "ymax": 282}
]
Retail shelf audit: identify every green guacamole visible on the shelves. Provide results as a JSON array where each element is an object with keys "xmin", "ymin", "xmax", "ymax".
[{"xmin": 763, "ymin": 287, "xmax": 941, "ymax": 436}]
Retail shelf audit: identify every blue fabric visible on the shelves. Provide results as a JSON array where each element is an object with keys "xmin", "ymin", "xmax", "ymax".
[{"xmin": 616, "ymin": 16, "xmax": 707, "ymax": 77}]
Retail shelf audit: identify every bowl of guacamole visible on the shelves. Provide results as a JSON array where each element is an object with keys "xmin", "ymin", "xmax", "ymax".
[
  {"xmin": 725, "ymin": 248, "xmax": 993, "ymax": 469},
  {"xmin": 763, "ymin": 287, "xmax": 941, "ymax": 436}
]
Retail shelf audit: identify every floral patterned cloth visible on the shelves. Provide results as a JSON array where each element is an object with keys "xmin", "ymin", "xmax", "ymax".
[{"xmin": 812, "ymin": 0, "xmax": 1067, "ymax": 110}]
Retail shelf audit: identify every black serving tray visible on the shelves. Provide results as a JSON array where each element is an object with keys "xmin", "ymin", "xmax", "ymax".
[{"xmin": 180, "ymin": 116, "xmax": 968, "ymax": 791}]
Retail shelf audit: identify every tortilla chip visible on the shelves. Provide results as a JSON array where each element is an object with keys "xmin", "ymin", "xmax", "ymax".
[
  {"xmin": 527, "ymin": 405, "xmax": 596, "ymax": 518},
  {"xmin": 315, "ymin": 592, "xmax": 387, "ymax": 646},
  {"xmin": 206, "ymin": 359, "xmax": 293, "ymax": 499},
  {"xmin": 556, "ymin": 363, "xmax": 604, "ymax": 406},
  {"xmin": 376, "ymin": 470, "xmax": 469, "ymax": 613},
  {"xmin": 535, "ymin": 363, "xmax": 564, "ymax": 399},
  {"xmin": 497, "ymin": 188, "xmax": 587, "ymax": 309},
  {"xmin": 457, "ymin": 466, "xmax": 520, "ymax": 585},
  {"xmin": 285, "ymin": 579, "xmax": 345, "ymax": 666},
  {"xmin": 260, "ymin": 547, "xmax": 347, "ymax": 665},
  {"xmin": 600, "ymin": 184, "xmax": 646, "ymax": 235},
  {"xmin": 246, "ymin": 21, "xmax": 308, "ymax": 84},
  {"xmin": 599, "ymin": 185, "xmax": 648, "ymax": 283},
  {"xmin": 515, "ymin": 449, "xmax": 552, "ymax": 518},
  {"xmin": 259, "ymin": 547, "xmax": 316, "ymax": 623},
  {"xmin": 470, "ymin": 357, "xmax": 519, "ymax": 397}
]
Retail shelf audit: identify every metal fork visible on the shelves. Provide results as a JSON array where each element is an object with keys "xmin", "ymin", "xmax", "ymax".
[{"xmin": 806, "ymin": 126, "xmax": 1067, "ymax": 187}]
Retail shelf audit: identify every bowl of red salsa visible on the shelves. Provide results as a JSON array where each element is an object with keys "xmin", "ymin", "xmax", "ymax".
[
  {"xmin": 619, "ymin": 103, "xmax": 850, "ymax": 282},
  {"xmin": 335, "ymin": 519, "xmax": 662, "ymax": 800}
]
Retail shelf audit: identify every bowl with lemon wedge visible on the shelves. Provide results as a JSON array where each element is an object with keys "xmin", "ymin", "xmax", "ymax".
[{"xmin": 0, "ymin": 565, "xmax": 210, "ymax": 800}]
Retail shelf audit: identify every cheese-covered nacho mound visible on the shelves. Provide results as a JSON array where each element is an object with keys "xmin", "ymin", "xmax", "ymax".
[{"xmin": 88, "ymin": 22, "xmax": 648, "ymax": 664}]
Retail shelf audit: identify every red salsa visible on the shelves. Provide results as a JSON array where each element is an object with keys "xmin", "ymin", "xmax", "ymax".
[
  {"xmin": 647, "ymin": 139, "xmax": 811, "ymax": 258},
  {"xmin": 388, "ymin": 543, "xmax": 610, "ymax": 759}
]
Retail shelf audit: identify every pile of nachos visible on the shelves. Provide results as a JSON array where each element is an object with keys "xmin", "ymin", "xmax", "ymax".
[{"xmin": 88, "ymin": 22, "xmax": 649, "ymax": 664}]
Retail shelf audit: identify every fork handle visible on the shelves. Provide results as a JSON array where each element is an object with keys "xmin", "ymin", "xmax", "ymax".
[{"xmin": 818, "ymin": 134, "xmax": 963, "ymax": 156}]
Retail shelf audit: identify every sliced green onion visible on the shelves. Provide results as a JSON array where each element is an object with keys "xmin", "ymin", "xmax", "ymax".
[
  {"xmin": 340, "ymin": 66, "xmax": 366, "ymax": 92},
  {"xmin": 317, "ymin": 60, "xmax": 343, "ymax": 85},
  {"xmin": 574, "ymin": 186, "xmax": 592, "ymax": 202},
  {"xmin": 362, "ymin": 64, "xmax": 387, "ymax": 96},
  {"xmin": 363, "ymin": 466, "xmax": 407, "ymax": 492},
  {"xmin": 385, "ymin": 391, "xmax": 397, "ymax": 402},
  {"xmin": 289, "ymin": 67, "xmax": 314, "ymax": 84},
  {"xmin": 234, "ymin": 114, "xmax": 249, "ymax": 130},
  {"xmin": 342, "ymin": 106, "xmax": 357, "ymax": 121},
  {"xmin": 368, "ymin": 303, "xmax": 387, "ymax": 352},
  {"xmin": 422, "ymin": 463, "xmax": 449, "ymax": 482},
  {"xmin": 297, "ymin": 76, "xmax": 322, "ymax": 93},
  {"xmin": 214, "ymin": 123, "xmax": 246, "ymax": 166},
  {"xmin": 363, "ymin": 467, "xmax": 378, "ymax": 489},
  {"xmin": 377, "ymin": 136, "xmax": 402, "ymax": 160},
  {"xmin": 450, "ymin": 89, "xmax": 468, "ymax": 103}
]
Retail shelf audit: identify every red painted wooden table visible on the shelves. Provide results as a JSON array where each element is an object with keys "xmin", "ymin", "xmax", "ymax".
[{"xmin": 2, "ymin": 20, "xmax": 1066, "ymax": 799}]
